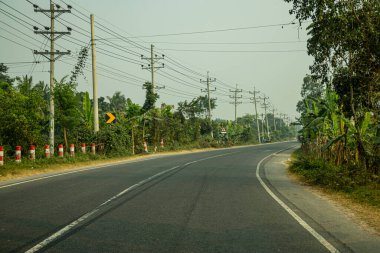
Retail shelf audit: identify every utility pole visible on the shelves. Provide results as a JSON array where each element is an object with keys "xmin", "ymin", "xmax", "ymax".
[
  {"xmin": 249, "ymin": 86, "xmax": 261, "ymax": 143},
  {"xmin": 33, "ymin": 1, "xmax": 71, "ymax": 155},
  {"xmin": 141, "ymin": 44, "xmax": 165, "ymax": 95},
  {"xmin": 90, "ymin": 14, "xmax": 99, "ymax": 133},
  {"xmin": 260, "ymin": 95, "xmax": 270, "ymax": 140},
  {"xmin": 229, "ymin": 84, "xmax": 243, "ymax": 123},
  {"xmin": 272, "ymin": 108, "xmax": 277, "ymax": 131},
  {"xmin": 201, "ymin": 71, "xmax": 216, "ymax": 138},
  {"xmin": 261, "ymin": 113, "xmax": 265, "ymax": 138}
]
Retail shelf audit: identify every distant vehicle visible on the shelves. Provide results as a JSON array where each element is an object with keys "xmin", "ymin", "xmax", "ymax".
[{"xmin": 261, "ymin": 139, "xmax": 271, "ymax": 143}]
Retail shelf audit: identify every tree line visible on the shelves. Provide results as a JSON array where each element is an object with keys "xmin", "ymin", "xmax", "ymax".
[
  {"xmin": 286, "ymin": 0, "xmax": 379, "ymax": 182},
  {"xmin": 0, "ymin": 63, "xmax": 294, "ymax": 160}
]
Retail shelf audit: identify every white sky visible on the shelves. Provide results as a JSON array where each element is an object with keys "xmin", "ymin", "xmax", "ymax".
[{"xmin": 0, "ymin": 0, "xmax": 313, "ymax": 121}]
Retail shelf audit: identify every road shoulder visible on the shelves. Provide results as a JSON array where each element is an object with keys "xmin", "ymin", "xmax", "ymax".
[{"xmin": 263, "ymin": 148, "xmax": 380, "ymax": 253}]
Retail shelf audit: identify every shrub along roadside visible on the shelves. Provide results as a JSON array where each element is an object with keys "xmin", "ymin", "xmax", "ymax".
[{"xmin": 289, "ymin": 149, "xmax": 380, "ymax": 208}]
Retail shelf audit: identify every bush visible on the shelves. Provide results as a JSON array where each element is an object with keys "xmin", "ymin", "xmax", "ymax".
[{"xmin": 290, "ymin": 149, "xmax": 380, "ymax": 207}]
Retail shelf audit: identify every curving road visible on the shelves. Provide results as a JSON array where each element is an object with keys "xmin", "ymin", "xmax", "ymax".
[{"xmin": 0, "ymin": 141, "xmax": 378, "ymax": 253}]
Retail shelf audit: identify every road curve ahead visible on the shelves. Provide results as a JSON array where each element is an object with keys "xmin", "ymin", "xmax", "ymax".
[{"xmin": 0, "ymin": 142, "xmax": 353, "ymax": 252}]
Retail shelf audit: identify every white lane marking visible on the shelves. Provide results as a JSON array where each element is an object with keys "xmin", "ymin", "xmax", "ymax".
[
  {"xmin": 0, "ymin": 157, "xmax": 159, "ymax": 190},
  {"xmin": 25, "ymin": 152, "xmax": 233, "ymax": 253},
  {"xmin": 256, "ymin": 148, "xmax": 340, "ymax": 253}
]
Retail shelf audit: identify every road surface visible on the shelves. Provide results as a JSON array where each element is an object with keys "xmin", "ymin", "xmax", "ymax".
[{"xmin": 0, "ymin": 141, "xmax": 378, "ymax": 252}]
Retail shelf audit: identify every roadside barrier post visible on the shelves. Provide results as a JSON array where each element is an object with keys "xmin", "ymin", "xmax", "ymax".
[
  {"xmin": 0, "ymin": 146, "xmax": 4, "ymax": 166},
  {"xmin": 143, "ymin": 141, "xmax": 148, "ymax": 153},
  {"xmin": 81, "ymin": 143, "xmax": 86, "ymax": 154},
  {"xmin": 91, "ymin": 143, "xmax": 96, "ymax": 155},
  {"xmin": 160, "ymin": 139, "xmax": 164, "ymax": 148},
  {"xmin": 70, "ymin": 144, "xmax": 75, "ymax": 157},
  {"xmin": 29, "ymin": 145, "xmax": 35, "ymax": 160},
  {"xmin": 45, "ymin": 145, "xmax": 50, "ymax": 158},
  {"xmin": 15, "ymin": 146, "xmax": 21, "ymax": 163},
  {"xmin": 58, "ymin": 144, "xmax": 64, "ymax": 158}
]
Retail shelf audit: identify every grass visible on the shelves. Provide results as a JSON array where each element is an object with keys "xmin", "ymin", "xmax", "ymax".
[{"xmin": 289, "ymin": 149, "xmax": 380, "ymax": 208}]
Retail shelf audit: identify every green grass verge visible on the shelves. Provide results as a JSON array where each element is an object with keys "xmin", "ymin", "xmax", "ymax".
[{"xmin": 289, "ymin": 149, "xmax": 380, "ymax": 208}]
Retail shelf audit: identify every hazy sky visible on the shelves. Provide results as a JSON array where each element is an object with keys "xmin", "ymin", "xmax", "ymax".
[{"xmin": 1, "ymin": 0, "xmax": 313, "ymax": 121}]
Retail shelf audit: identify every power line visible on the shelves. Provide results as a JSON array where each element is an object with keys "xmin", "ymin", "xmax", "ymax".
[
  {"xmin": 57, "ymin": 0, "xmax": 239, "ymax": 96},
  {"xmin": 158, "ymin": 49, "xmax": 306, "ymax": 53},
  {"xmin": 118, "ymin": 22, "xmax": 297, "ymax": 38},
  {"xmin": 229, "ymin": 84, "xmax": 243, "ymax": 122},
  {"xmin": 1, "ymin": 61, "xmax": 44, "ymax": 65},
  {"xmin": 0, "ymin": 23, "xmax": 44, "ymax": 49},
  {"xmin": 138, "ymin": 40, "xmax": 307, "ymax": 45},
  {"xmin": 0, "ymin": 34, "xmax": 33, "ymax": 50},
  {"xmin": 1, "ymin": 1, "xmax": 44, "ymax": 27}
]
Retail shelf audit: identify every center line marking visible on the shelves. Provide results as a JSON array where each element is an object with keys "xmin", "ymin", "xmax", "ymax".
[{"xmin": 25, "ymin": 152, "xmax": 234, "ymax": 253}]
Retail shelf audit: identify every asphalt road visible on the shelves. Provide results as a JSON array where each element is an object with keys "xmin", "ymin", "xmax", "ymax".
[{"xmin": 0, "ymin": 141, "xmax": 374, "ymax": 252}]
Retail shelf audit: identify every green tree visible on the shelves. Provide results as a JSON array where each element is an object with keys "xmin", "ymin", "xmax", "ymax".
[
  {"xmin": 0, "ymin": 64, "xmax": 13, "ymax": 91},
  {"xmin": 107, "ymin": 91, "xmax": 127, "ymax": 112},
  {"xmin": 54, "ymin": 78, "xmax": 81, "ymax": 151},
  {"xmin": 142, "ymin": 82, "xmax": 159, "ymax": 112},
  {"xmin": 0, "ymin": 74, "xmax": 47, "ymax": 149},
  {"xmin": 285, "ymin": 0, "xmax": 380, "ymax": 172}
]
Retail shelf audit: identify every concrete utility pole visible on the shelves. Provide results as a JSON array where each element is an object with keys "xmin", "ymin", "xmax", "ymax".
[
  {"xmin": 272, "ymin": 108, "xmax": 277, "ymax": 131},
  {"xmin": 260, "ymin": 95, "xmax": 270, "ymax": 140},
  {"xmin": 141, "ymin": 44, "xmax": 165, "ymax": 95},
  {"xmin": 201, "ymin": 71, "xmax": 216, "ymax": 138},
  {"xmin": 249, "ymin": 86, "xmax": 261, "ymax": 143},
  {"xmin": 33, "ymin": 1, "xmax": 71, "ymax": 155},
  {"xmin": 90, "ymin": 14, "xmax": 99, "ymax": 133},
  {"xmin": 261, "ymin": 113, "xmax": 265, "ymax": 138},
  {"xmin": 229, "ymin": 84, "xmax": 243, "ymax": 123}
]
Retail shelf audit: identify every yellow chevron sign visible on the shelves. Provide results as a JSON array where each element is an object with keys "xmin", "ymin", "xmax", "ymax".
[{"xmin": 106, "ymin": 112, "xmax": 116, "ymax": 124}]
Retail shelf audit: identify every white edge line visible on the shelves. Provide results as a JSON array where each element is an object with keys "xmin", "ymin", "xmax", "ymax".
[
  {"xmin": 25, "ymin": 152, "xmax": 233, "ymax": 253},
  {"xmin": 256, "ymin": 148, "xmax": 340, "ymax": 253}
]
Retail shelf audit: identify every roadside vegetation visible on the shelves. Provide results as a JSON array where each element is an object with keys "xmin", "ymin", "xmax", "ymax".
[
  {"xmin": 0, "ymin": 61, "xmax": 295, "ymax": 178},
  {"xmin": 285, "ymin": 0, "xmax": 380, "ymax": 207}
]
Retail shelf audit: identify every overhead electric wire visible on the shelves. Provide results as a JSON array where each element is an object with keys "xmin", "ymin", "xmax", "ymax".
[
  {"xmin": 2, "ymin": 1, "xmax": 235, "ymax": 105},
  {"xmin": 0, "ymin": 34, "xmax": 33, "ymax": 50},
  {"xmin": 158, "ymin": 48, "xmax": 306, "ymax": 53},
  {"xmin": 1, "ymin": 61, "xmax": 43, "ymax": 65},
  {"xmin": 59, "ymin": 0, "xmax": 151, "ymax": 48},
  {"xmin": 59, "ymin": 59, "xmax": 143, "ymax": 88},
  {"xmin": 94, "ymin": 23, "xmax": 149, "ymax": 54},
  {"xmin": 60, "ymin": 58, "xmax": 198, "ymax": 100},
  {"xmin": 120, "ymin": 22, "xmax": 297, "ymax": 38},
  {"xmin": 0, "ymin": 23, "xmax": 44, "ymax": 49},
  {"xmin": 141, "ymin": 40, "xmax": 307, "ymax": 45},
  {"xmin": 29, "ymin": 37, "xmax": 49, "ymax": 76},
  {"xmin": 58, "ymin": 0, "xmax": 149, "ymax": 54},
  {"xmin": 163, "ymin": 65, "xmax": 230, "ymax": 94},
  {"xmin": 29, "ymin": 0, "xmax": 283, "ymax": 109},
  {"xmin": 96, "ymin": 47, "xmax": 144, "ymax": 65},
  {"xmin": 96, "ymin": 39, "xmax": 142, "ymax": 57},
  {"xmin": 156, "ymin": 71, "xmax": 203, "ymax": 90},
  {"xmin": 1, "ymin": 1, "xmax": 45, "ymax": 27},
  {"xmin": 56, "ymin": 0, "xmax": 150, "ymax": 54},
  {"xmin": 95, "ymin": 62, "xmax": 147, "ymax": 82},
  {"xmin": 56, "ymin": 18, "xmax": 90, "ymax": 38},
  {"xmin": 57, "ymin": 0, "xmax": 239, "ymax": 95},
  {"xmin": 165, "ymin": 65, "xmax": 203, "ymax": 83}
]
